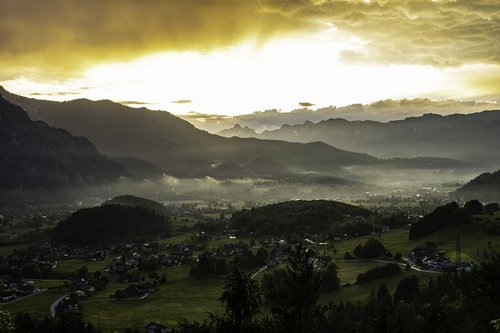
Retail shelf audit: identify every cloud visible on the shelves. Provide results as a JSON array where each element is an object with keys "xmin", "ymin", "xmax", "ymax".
[
  {"xmin": 171, "ymin": 100, "xmax": 192, "ymax": 104},
  {"xmin": 0, "ymin": 0, "xmax": 311, "ymax": 78},
  {"xmin": 260, "ymin": 0, "xmax": 500, "ymax": 66},
  {"xmin": 117, "ymin": 100, "xmax": 154, "ymax": 106},
  {"xmin": 2, "ymin": 0, "xmax": 498, "ymax": 97},
  {"xmin": 299, "ymin": 102, "xmax": 315, "ymax": 107},
  {"xmin": 29, "ymin": 91, "xmax": 80, "ymax": 96},
  {"xmin": 180, "ymin": 98, "xmax": 499, "ymax": 133}
]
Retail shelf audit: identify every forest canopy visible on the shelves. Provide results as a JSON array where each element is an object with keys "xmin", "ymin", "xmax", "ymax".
[{"xmin": 52, "ymin": 204, "xmax": 171, "ymax": 246}]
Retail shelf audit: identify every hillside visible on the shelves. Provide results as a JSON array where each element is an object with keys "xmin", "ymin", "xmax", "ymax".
[
  {"xmin": 52, "ymin": 204, "xmax": 171, "ymax": 246},
  {"xmin": 1, "ymin": 87, "xmax": 487, "ymax": 185},
  {"xmin": 250, "ymin": 111, "xmax": 500, "ymax": 166},
  {"xmin": 0, "ymin": 95, "xmax": 123, "ymax": 189},
  {"xmin": 230, "ymin": 200, "xmax": 373, "ymax": 236},
  {"xmin": 454, "ymin": 169, "xmax": 500, "ymax": 202},
  {"xmin": 103, "ymin": 194, "xmax": 169, "ymax": 216},
  {"xmin": 0, "ymin": 87, "xmax": 377, "ymax": 179}
]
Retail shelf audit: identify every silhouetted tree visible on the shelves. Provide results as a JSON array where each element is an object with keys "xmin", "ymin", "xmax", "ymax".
[
  {"xmin": 272, "ymin": 244, "xmax": 322, "ymax": 333},
  {"xmin": 320, "ymin": 263, "xmax": 340, "ymax": 292},
  {"xmin": 394, "ymin": 275, "xmax": 420, "ymax": 303},
  {"xmin": 464, "ymin": 199, "xmax": 483, "ymax": 215},
  {"xmin": 485, "ymin": 202, "xmax": 500, "ymax": 214},
  {"xmin": 218, "ymin": 260, "xmax": 261, "ymax": 331}
]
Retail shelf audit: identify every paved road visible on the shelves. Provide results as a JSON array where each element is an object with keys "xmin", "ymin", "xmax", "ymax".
[
  {"xmin": 251, "ymin": 266, "xmax": 268, "ymax": 279},
  {"xmin": 50, "ymin": 293, "xmax": 70, "ymax": 318},
  {"xmin": 80, "ymin": 293, "xmax": 149, "ymax": 303}
]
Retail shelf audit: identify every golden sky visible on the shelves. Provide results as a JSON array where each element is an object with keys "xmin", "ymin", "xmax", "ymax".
[{"xmin": 1, "ymin": 0, "xmax": 499, "ymax": 115}]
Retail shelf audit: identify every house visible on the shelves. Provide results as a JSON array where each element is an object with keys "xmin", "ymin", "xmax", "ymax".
[{"xmin": 146, "ymin": 322, "xmax": 169, "ymax": 333}]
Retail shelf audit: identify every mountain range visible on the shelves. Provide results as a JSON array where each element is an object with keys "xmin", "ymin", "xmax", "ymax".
[
  {"xmin": 0, "ymin": 95, "xmax": 123, "ymax": 189},
  {"xmin": 0, "ymin": 87, "xmax": 489, "ymax": 191},
  {"xmin": 218, "ymin": 111, "xmax": 500, "ymax": 167},
  {"xmin": 0, "ymin": 89, "xmax": 372, "ymax": 178},
  {"xmin": 182, "ymin": 99, "xmax": 498, "ymax": 133}
]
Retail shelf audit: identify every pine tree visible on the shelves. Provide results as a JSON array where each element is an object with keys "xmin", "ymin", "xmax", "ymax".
[
  {"xmin": 218, "ymin": 259, "xmax": 261, "ymax": 330},
  {"xmin": 273, "ymin": 244, "xmax": 322, "ymax": 333}
]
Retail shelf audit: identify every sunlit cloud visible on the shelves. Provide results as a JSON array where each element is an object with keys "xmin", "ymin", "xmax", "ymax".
[{"xmin": 0, "ymin": 0, "xmax": 498, "ymax": 115}]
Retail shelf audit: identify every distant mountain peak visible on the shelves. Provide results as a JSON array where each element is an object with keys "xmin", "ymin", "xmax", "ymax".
[{"xmin": 217, "ymin": 123, "xmax": 257, "ymax": 138}]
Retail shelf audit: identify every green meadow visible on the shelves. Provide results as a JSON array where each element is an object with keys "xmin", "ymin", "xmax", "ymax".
[{"xmin": 4, "ymin": 218, "xmax": 500, "ymax": 331}]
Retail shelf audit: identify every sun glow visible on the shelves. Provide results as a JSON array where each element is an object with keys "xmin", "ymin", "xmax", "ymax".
[{"xmin": 2, "ymin": 29, "xmax": 497, "ymax": 115}]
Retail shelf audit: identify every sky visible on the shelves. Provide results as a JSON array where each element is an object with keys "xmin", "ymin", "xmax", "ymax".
[{"xmin": 0, "ymin": 0, "xmax": 499, "ymax": 116}]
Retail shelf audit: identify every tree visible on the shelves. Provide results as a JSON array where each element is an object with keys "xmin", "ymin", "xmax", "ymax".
[
  {"xmin": 218, "ymin": 260, "xmax": 261, "ymax": 330},
  {"xmin": 485, "ymin": 203, "xmax": 500, "ymax": 214},
  {"xmin": 394, "ymin": 275, "xmax": 420, "ymax": 303},
  {"xmin": 353, "ymin": 238, "xmax": 386, "ymax": 259},
  {"xmin": 272, "ymin": 244, "xmax": 322, "ymax": 333},
  {"xmin": 464, "ymin": 199, "xmax": 483, "ymax": 215},
  {"xmin": 320, "ymin": 263, "xmax": 340, "ymax": 292},
  {"xmin": 0, "ymin": 305, "xmax": 14, "ymax": 333}
]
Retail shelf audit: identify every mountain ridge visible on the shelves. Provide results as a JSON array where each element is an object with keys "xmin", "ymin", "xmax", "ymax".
[
  {"xmin": 1, "ymin": 87, "xmax": 488, "ymax": 185},
  {"xmin": 0, "ymin": 94, "xmax": 123, "ymax": 189},
  {"xmin": 0, "ymin": 87, "xmax": 378, "ymax": 179},
  {"xmin": 234, "ymin": 110, "xmax": 500, "ymax": 165}
]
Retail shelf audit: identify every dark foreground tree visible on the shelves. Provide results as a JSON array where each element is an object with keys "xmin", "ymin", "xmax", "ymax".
[
  {"xmin": 217, "ymin": 260, "xmax": 261, "ymax": 331},
  {"xmin": 272, "ymin": 244, "xmax": 322, "ymax": 333}
]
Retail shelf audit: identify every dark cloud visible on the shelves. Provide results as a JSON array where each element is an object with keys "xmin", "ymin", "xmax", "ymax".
[
  {"xmin": 0, "ymin": 0, "xmax": 312, "ymax": 78},
  {"xmin": 299, "ymin": 102, "xmax": 315, "ymax": 107},
  {"xmin": 117, "ymin": 100, "xmax": 154, "ymax": 106},
  {"xmin": 1, "ymin": 0, "xmax": 498, "ymax": 80}
]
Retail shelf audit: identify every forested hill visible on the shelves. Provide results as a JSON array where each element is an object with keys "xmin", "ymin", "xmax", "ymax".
[
  {"xmin": 231, "ymin": 200, "xmax": 373, "ymax": 236},
  {"xmin": 103, "ymin": 194, "xmax": 169, "ymax": 216},
  {"xmin": 0, "ymin": 95, "xmax": 123, "ymax": 189},
  {"xmin": 454, "ymin": 169, "xmax": 500, "ymax": 202},
  {"xmin": 52, "ymin": 204, "xmax": 171, "ymax": 246}
]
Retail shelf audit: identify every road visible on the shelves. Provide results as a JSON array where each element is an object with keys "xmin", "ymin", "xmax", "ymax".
[{"xmin": 50, "ymin": 293, "xmax": 70, "ymax": 318}]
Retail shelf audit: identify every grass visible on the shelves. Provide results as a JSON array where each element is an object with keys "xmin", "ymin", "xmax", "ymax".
[
  {"xmin": 4, "ymin": 288, "xmax": 68, "ymax": 318},
  {"xmin": 171, "ymin": 216, "xmax": 198, "ymax": 231},
  {"xmin": 329, "ymin": 222, "xmax": 500, "ymax": 263},
  {"xmin": 54, "ymin": 257, "xmax": 114, "ymax": 274},
  {"xmin": 5, "ymin": 218, "xmax": 499, "ymax": 331},
  {"xmin": 321, "ymin": 269, "xmax": 432, "ymax": 304},
  {"xmin": 81, "ymin": 265, "xmax": 225, "ymax": 330},
  {"xmin": 335, "ymin": 260, "xmax": 387, "ymax": 284},
  {"xmin": 0, "ymin": 241, "xmax": 38, "ymax": 256}
]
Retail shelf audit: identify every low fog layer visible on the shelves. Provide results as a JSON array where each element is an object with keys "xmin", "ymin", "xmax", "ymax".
[{"xmin": 0, "ymin": 166, "xmax": 482, "ymax": 207}]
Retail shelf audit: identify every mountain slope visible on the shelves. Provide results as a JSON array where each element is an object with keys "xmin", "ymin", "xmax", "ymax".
[
  {"xmin": 252, "ymin": 112, "xmax": 500, "ymax": 165},
  {"xmin": 0, "ymin": 95, "xmax": 123, "ymax": 189},
  {"xmin": 0, "ymin": 87, "xmax": 376, "ymax": 178},
  {"xmin": 454, "ymin": 170, "xmax": 500, "ymax": 202}
]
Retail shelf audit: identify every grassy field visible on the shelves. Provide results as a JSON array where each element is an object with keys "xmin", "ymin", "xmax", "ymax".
[
  {"xmin": 5, "ymin": 283, "xmax": 68, "ymax": 318},
  {"xmin": 327, "ymin": 221, "xmax": 500, "ymax": 263},
  {"xmin": 82, "ymin": 265, "xmax": 225, "ymax": 330},
  {"xmin": 54, "ymin": 257, "xmax": 115, "ymax": 274},
  {"xmin": 5, "ymin": 219, "xmax": 499, "ymax": 332},
  {"xmin": 0, "ymin": 242, "xmax": 38, "ymax": 256},
  {"xmin": 321, "ymin": 269, "xmax": 433, "ymax": 304}
]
